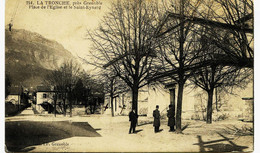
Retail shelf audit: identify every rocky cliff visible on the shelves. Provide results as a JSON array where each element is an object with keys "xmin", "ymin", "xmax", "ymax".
[{"xmin": 5, "ymin": 29, "xmax": 75, "ymax": 87}]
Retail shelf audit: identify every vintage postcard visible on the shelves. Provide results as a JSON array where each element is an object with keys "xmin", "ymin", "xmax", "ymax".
[{"xmin": 4, "ymin": 0, "xmax": 254, "ymax": 152}]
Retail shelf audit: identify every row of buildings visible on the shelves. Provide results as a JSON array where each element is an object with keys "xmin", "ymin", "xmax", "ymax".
[
  {"xmin": 6, "ymin": 85, "xmax": 104, "ymax": 115},
  {"xmin": 5, "ymin": 80, "xmax": 253, "ymax": 121}
]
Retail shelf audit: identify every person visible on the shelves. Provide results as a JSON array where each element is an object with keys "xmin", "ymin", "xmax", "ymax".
[
  {"xmin": 153, "ymin": 105, "xmax": 160, "ymax": 133},
  {"xmin": 167, "ymin": 104, "xmax": 175, "ymax": 132},
  {"xmin": 129, "ymin": 109, "xmax": 138, "ymax": 134},
  {"xmin": 8, "ymin": 22, "xmax": 13, "ymax": 31}
]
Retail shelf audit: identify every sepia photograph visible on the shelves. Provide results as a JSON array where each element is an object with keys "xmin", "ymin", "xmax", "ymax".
[{"xmin": 4, "ymin": 0, "xmax": 254, "ymax": 152}]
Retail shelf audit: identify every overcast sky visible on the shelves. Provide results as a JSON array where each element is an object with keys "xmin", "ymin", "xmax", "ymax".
[{"xmin": 5, "ymin": 0, "xmax": 112, "ymax": 71}]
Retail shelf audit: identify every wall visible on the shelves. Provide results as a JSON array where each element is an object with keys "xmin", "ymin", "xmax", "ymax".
[
  {"xmin": 36, "ymin": 92, "xmax": 54, "ymax": 105},
  {"xmin": 186, "ymin": 81, "xmax": 253, "ymax": 120},
  {"xmin": 147, "ymin": 84, "xmax": 170, "ymax": 117},
  {"xmin": 103, "ymin": 80, "xmax": 253, "ymax": 120},
  {"xmin": 36, "ymin": 91, "xmax": 54, "ymax": 113},
  {"xmin": 5, "ymin": 95, "xmax": 19, "ymax": 105}
]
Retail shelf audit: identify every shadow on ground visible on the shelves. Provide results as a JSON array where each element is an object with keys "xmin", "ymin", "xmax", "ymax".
[
  {"xmin": 182, "ymin": 123, "xmax": 190, "ymax": 131},
  {"xmin": 134, "ymin": 129, "xmax": 143, "ymax": 133},
  {"xmin": 137, "ymin": 121, "xmax": 153, "ymax": 126},
  {"xmin": 193, "ymin": 132, "xmax": 248, "ymax": 152},
  {"xmin": 5, "ymin": 121, "xmax": 101, "ymax": 152}
]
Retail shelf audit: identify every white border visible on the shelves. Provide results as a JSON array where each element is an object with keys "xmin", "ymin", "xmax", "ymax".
[
  {"xmin": 254, "ymin": 0, "xmax": 259, "ymax": 152},
  {"xmin": 0, "ymin": 0, "xmax": 258, "ymax": 152},
  {"xmin": 0, "ymin": 0, "xmax": 5, "ymax": 152}
]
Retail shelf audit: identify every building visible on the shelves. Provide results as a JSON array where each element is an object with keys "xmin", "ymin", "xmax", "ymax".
[
  {"xmin": 104, "ymin": 80, "xmax": 253, "ymax": 121},
  {"xmin": 35, "ymin": 86, "xmax": 56, "ymax": 113},
  {"xmin": 5, "ymin": 86, "xmax": 22, "ymax": 105},
  {"xmin": 240, "ymin": 97, "xmax": 253, "ymax": 122},
  {"xmin": 36, "ymin": 86, "xmax": 55, "ymax": 104},
  {"xmin": 104, "ymin": 83, "xmax": 174, "ymax": 117}
]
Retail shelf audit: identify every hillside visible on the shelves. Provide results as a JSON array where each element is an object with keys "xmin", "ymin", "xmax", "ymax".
[{"xmin": 5, "ymin": 29, "xmax": 75, "ymax": 87}]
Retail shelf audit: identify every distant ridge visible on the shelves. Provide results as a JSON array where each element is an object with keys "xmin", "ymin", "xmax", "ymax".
[{"xmin": 5, "ymin": 28, "xmax": 75, "ymax": 88}]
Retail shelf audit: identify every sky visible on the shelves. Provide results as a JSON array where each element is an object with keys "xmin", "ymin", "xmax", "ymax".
[{"xmin": 5, "ymin": 0, "xmax": 112, "ymax": 71}]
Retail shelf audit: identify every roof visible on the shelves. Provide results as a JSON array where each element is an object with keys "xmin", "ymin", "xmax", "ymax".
[
  {"xmin": 8, "ymin": 86, "xmax": 22, "ymax": 95},
  {"xmin": 36, "ymin": 86, "xmax": 53, "ymax": 92}
]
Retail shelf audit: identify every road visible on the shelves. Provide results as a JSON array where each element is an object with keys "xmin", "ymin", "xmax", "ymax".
[{"xmin": 5, "ymin": 107, "xmax": 254, "ymax": 152}]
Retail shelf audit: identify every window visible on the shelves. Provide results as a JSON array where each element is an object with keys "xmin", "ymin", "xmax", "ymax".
[{"xmin": 43, "ymin": 94, "xmax": 47, "ymax": 98}]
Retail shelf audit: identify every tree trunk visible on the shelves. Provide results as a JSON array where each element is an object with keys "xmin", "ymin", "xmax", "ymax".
[
  {"xmin": 110, "ymin": 79, "xmax": 114, "ymax": 117},
  {"xmin": 93, "ymin": 104, "xmax": 96, "ymax": 114},
  {"xmin": 110, "ymin": 96, "xmax": 114, "ymax": 116},
  {"xmin": 170, "ymin": 88, "xmax": 176, "ymax": 115},
  {"xmin": 132, "ymin": 85, "xmax": 139, "ymax": 124},
  {"xmin": 115, "ymin": 97, "xmax": 117, "ymax": 112},
  {"xmin": 69, "ymin": 101, "xmax": 72, "ymax": 117},
  {"xmin": 63, "ymin": 98, "xmax": 66, "ymax": 116},
  {"xmin": 110, "ymin": 92, "xmax": 115, "ymax": 117},
  {"xmin": 85, "ymin": 97, "xmax": 87, "ymax": 107},
  {"xmin": 68, "ymin": 91, "xmax": 72, "ymax": 117},
  {"xmin": 132, "ymin": 85, "xmax": 138, "ymax": 114},
  {"xmin": 215, "ymin": 87, "xmax": 218, "ymax": 111},
  {"xmin": 206, "ymin": 89, "xmax": 214, "ymax": 124},
  {"xmin": 207, "ymin": 65, "xmax": 216, "ymax": 123},
  {"xmin": 175, "ymin": 82, "xmax": 184, "ymax": 133},
  {"xmin": 175, "ymin": 0, "xmax": 185, "ymax": 134},
  {"xmin": 90, "ymin": 104, "xmax": 95, "ymax": 114},
  {"xmin": 54, "ymin": 93, "xmax": 57, "ymax": 117}
]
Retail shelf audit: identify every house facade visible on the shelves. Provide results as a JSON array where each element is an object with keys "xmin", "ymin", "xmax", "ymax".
[
  {"xmin": 104, "ymin": 80, "xmax": 253, "ymax": 120},
  {"xmin": 35, "ymin": 86, "xmax": 56, "ymax": 113},
  {"xmin": 5, "ymin": 86, "xmax": 22, "ymax": 105},
  {"xmin": 36, "ymin": 86, "xmax": 55, "ymax": 104},
  {"xmin": 103, "ymin": 83, "xmax": 175, "ymax": 117}
]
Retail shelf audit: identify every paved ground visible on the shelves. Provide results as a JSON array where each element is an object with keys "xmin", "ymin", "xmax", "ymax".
[{"xmin": 5, "ymin": 107, "xmax": 254, "ymax": 152}]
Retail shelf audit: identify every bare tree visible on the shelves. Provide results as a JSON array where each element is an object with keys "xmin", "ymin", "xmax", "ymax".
[
  {"xmin": 188, "ymin": 0, "xmax": 253, "ymax": 124},
  {"xmin": 87, "ymin": 65, "xmax": 130, "ymax": 116},
  {"xmin": 72, "ymin": 78, "xmax": 86, "ymax": 105},
  {"xmin": 190, "ymin": 65, "xmax": 251, "ymax": 123},
  {"xmin": 76, "ymin": 71, "xmax": 92, "ymax": 110},
  {"xmin": 193, "ymin": 0, "xmax": 253, "ymax": 68},
  {"xmin": 151, "ymin": 0, "xmax": 253, "ymax": 131},
  {"xmin": 45, "ymin": 61, "xmax": 81, "ymax": 117},
  {"xmin": 107, "ymin": 75, "xmax": 116, "ymax": 117},
  {"xmin": 103, "ymin": 72, "xmax": 128, "ymax": 117},
  {"xmin": 187, "ymin": 25, "xmax": 252, "ymax": 123},
  {"xmin": 5, "ymin": 73, "xmax": 12, "ymax": 98},
  {"xmin": 154, "ymin": 0, "xmax": 205, "ymax": 133},
  {"xmin": 88, "ymin": 0, "xmax": 160, "ymax": 116},
  {"xmin": 76, "ymin": 71, "xmax": 104, "ymax": 114}
]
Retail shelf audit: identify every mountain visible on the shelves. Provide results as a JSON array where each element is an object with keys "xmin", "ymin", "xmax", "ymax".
[{"xmin": 5, "ymin": 29, "xmax": 75, "ymax": 88}]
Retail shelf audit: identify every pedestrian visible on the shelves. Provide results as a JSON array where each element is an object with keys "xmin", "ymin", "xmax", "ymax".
[
  {"xmin": 129, "ymin": 109, "xmax": 138, "ymax": 134},
  {"xmin": 8, "ymin": 22, "xmax": 13, "ymax": 31},
  {"xmin": 167, "ymin": 104, "xmax": 175, "ymax": 132},
  {"xmin": 153, "ymin": 105, "xmax": 160, "ymax": 133}
]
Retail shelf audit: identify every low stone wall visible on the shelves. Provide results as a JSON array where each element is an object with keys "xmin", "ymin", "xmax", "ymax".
[
  {"xmin": 72, "ymin": 105, "xmax": 86, "ymax": 116},
  {"xmin": 5, "ymin": 102, "xmax": 29, "ymax": 116}
]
